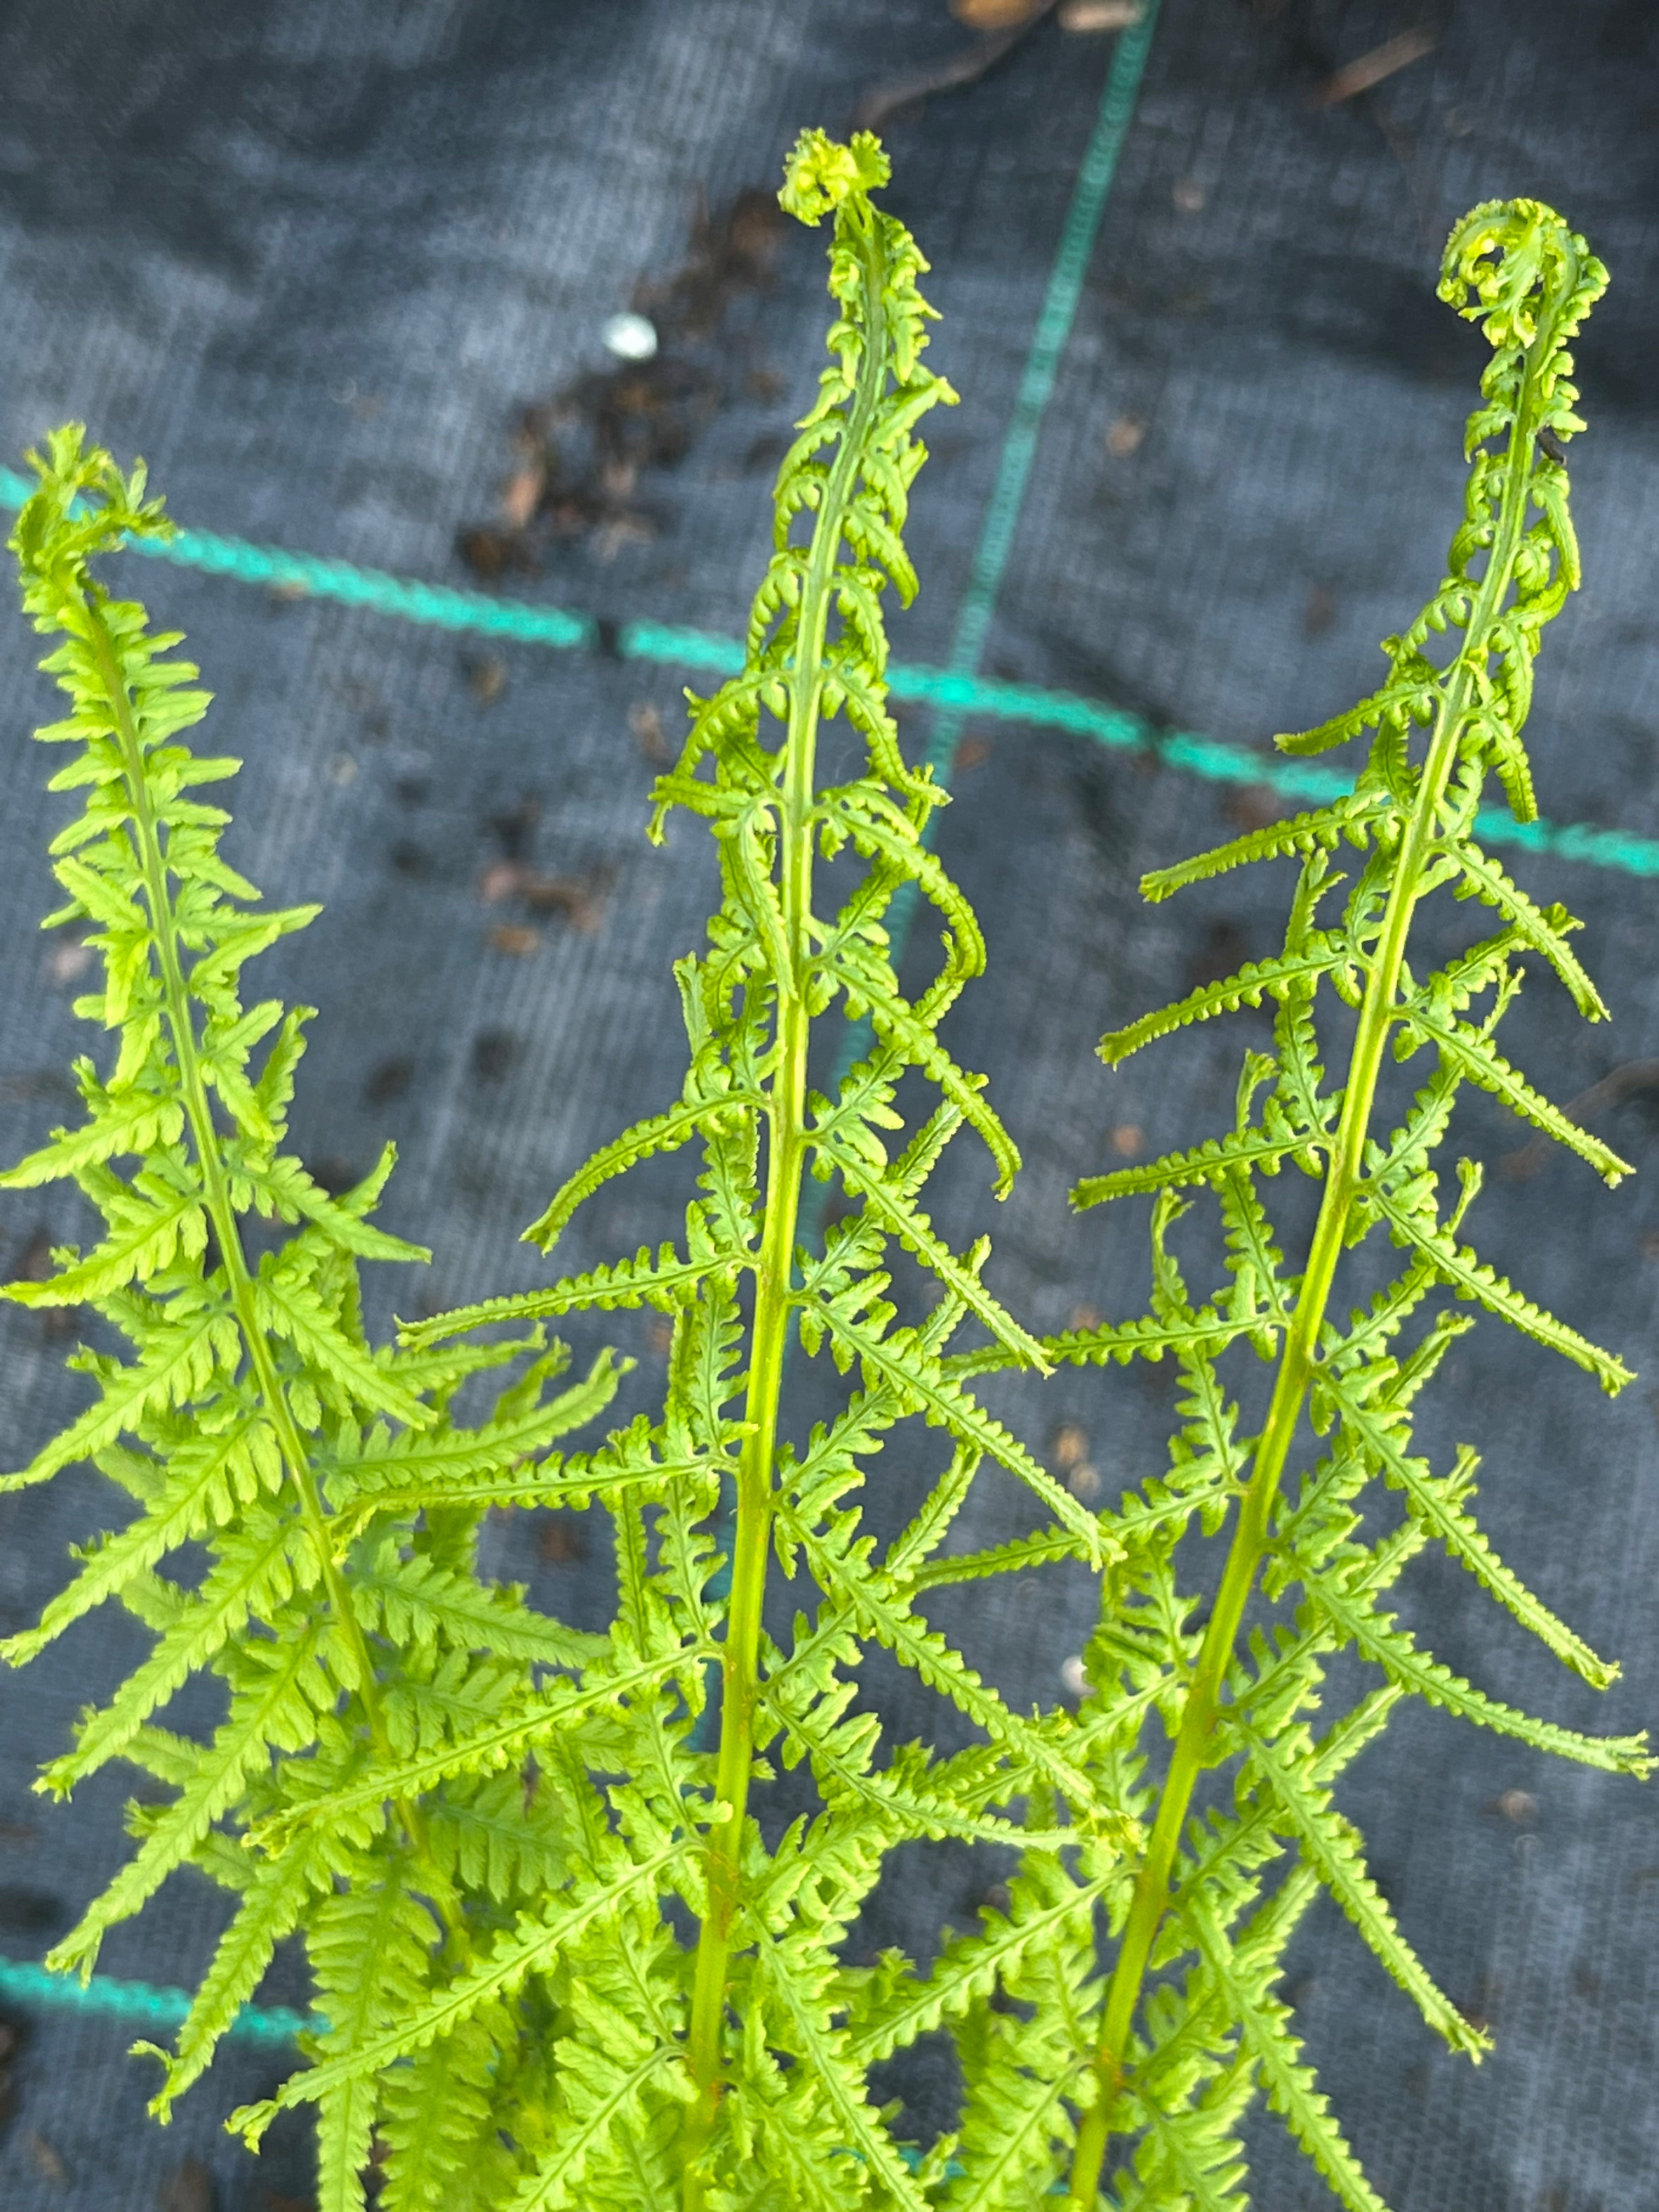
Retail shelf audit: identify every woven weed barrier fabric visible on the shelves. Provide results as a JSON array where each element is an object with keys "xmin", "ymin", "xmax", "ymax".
[{"xmin": 0, "ymin": 2, "xmax": 1656, "ymax": 2206}]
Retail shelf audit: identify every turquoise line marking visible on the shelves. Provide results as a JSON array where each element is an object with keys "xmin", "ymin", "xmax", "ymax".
[
  {"xmin": 618, "ymin": 616, "xmax": 743, "ymax": 676},
  {"xmin": 0, "ymin": 1956, "xmax": 318, "ymax": 2046},
  {"xmin": 3, "ymin": 454, "xmax": 1656, "ymax": 879},
  {"xmin": 0, "ymin": 467, "xmax": 594, "ymax": 650}
]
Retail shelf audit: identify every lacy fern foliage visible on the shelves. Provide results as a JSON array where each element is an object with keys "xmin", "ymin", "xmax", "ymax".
[
  {"xmin": 379, "ymin": 126, "xmax": 1116, "ymax": 2211},
  {"xmin": 938, "ymin": 200, "xmax": 1647, "ymax": 2212},
  {"xmin": 3, "ymin": 428, "xmax": 627, "ymax": 2210},
  {"xmin": 4, "ymin": 137, "xmax": 1116, "ymax": 2212},
  {"xmin": 3, "ymin": 180, "xmax": 1644, "ymax": 2212}
]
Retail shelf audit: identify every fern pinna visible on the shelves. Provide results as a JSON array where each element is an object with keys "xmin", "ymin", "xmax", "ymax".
[
  {"xmin": 1, "ymin": 428, "xmax": 630, "ymax": 2210},
  {"xmin": 941, "ymin": 201, "xmax": 1649, "ymax": 2210}
]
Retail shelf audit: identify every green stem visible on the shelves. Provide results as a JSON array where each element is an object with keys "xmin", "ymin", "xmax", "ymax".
[
  {"xmin": 1066, "ymin": 294, "xmax": 1566, "ymax": 2210},
  {"xmin": 680, "ymin": 205, "xmax": 891, "ymax": 2205},
  {"xmin": 84, "ymin": 595, "xmax": 465, "ymax": 1950}
]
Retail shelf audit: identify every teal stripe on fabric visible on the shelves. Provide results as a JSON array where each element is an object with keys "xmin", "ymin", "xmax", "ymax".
[
  {"xmin": 0, "ymin": 467, "xmax": 595, "ymax": 648},
  {"xmin": 619, "ymin": 616, "xmax": 744, "ymax": 675},
  {"xmin": 3, "ymin": 458, "xmax": 1657, "ymax": 877},
  {"xmin": 0, "ymin": 1956, "xmax": 318, "ymax": 2045}
]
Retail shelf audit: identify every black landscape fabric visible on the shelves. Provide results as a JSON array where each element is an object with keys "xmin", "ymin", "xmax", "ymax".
[{"xmin": 1, "ymin": 3, "xmax": 1656, "ymax": 2208}]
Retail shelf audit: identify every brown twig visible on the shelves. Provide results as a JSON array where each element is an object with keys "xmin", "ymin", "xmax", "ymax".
[
  {"xmin": 852, "ymin": 1, "xmax": 1057, "ymax": 133},
  {"xmin": 477, "ymin": 858, "xmax": 608, "ymax": 932},
  {"xmin": 1310, "ymin": 24, "xmax": 1437, "ymax": 107}
]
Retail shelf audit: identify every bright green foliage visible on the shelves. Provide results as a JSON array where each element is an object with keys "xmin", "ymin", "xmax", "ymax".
[
  {"xmin": 6, "ymin": 184, "xmax": 1644, "ymax": 2212},
  {"xmin": 374, "ymin": 124, "xmax": 1117, "ymax": 2210},
  {"xmin": 2, "ymin": 427, "xmax": 631, "ymax": 2209},
  {"xmin": 934, "ymin": 200, "xmax": 1650, "ymax": 2209},
  {"xmin": 3, "ymin": 137, "xmax": 1124, "ymax": 2210}
]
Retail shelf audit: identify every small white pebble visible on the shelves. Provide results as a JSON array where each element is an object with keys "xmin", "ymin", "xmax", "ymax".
[
  {"xmin": 48, "ymin": 939, "xmax": 93, "ymax": 984},
  {"xmin": 328, "ymin": 753, "xmax": 359, "ymax": 787},
  {"xmin": 602, "ymin": 311, "xmax": 658, "ymax": 362},
  {"xmin": 1060, "ymin": 1654, "xmax": 1088, "ymax": 1698}
]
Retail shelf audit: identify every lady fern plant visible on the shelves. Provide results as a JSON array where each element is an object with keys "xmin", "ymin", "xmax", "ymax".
[
  {"xmin": 923, "ymin": 200, "xmax": 1649, "ymax": 2211},
  {"xmin": 1, "ymin": 157, "xmax": 1644, "ymax": 2212},
  {"xmin": 363, "ymin": 127, "xmax": 1116, "ymax": 2209}
]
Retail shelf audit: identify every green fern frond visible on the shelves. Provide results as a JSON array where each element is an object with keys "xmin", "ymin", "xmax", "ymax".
[
  {"xmin": 378, "ymin": 2018, "xmax": 507, "ymax": 2212},
  {"xmin": 14, "ymin": 154, "xmax": 1639, "ymax": 2212},
  {"xmin": 1232, "ymin": 1723, "xmax": 1483, "ymax": 2054},
  {"xmin": 231, "ymin": 1836, "xmax": 686, "ymax": 2146},
  {"xmin": 1369, "ymin": 1187, "xmax": 1632, "ymax": 1389},
  {"xmin": 5, "ymin": 424, "xmax": 622, "ymax": 2199},
  {"xmin": 998, "ymin": 198, "xmax": 1646, "ymax": 2212},
  {"xmin": 1392, "ymin": 1003, "xmax": 1629, "ymax": 1182},
  {"xmin": 1184, "ymin": 1888, "xmax": 1389, "ymax": 2212},
  {"xmin": 1306, "ymin": 1568, "xmax": 1649, "ymax": 1776},
  {"xmin": 395, "ymin": 122, "xmax": 1077, "ymax": 2207},
  {"xmin": 1443, "ymin": 838, "xmax": 1607, "ymax": 1017},
  {"xmin": 1139, "ymin": 794, "xmax": 1387, "ymax": 904},
  {"xmin": 139, "ymin": 1822, "xmax": 332, "ymax": 2118},
  {"xmin": 1099, "ymin": 944, "xmax": 1350, "ymax": 1069},
  {"xmin": 1074, "ymin": 1126, "xmax": 1318, "ymax": 1210},
  {"xmin": 1322, "ymin": 1373, "xmax": 1614, "ymax": 1684}
]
